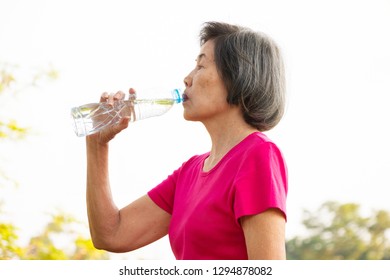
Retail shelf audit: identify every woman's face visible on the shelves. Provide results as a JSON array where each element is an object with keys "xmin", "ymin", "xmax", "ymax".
[{"xmin": 183, "ymin": 40, "xmax": 230, "ymax": 123}]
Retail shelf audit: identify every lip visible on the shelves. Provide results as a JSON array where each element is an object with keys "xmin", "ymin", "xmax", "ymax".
[{"xmin": 182, "ymin": 93, "xmax": 189, "ymax": 102}]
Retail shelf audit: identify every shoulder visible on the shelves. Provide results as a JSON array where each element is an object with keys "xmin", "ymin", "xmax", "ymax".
[
  {"xmin": 239, "ymin": 132, "xmax": 284, "ymax": 159},
  {"xmin": 247, "ymin": 131, "xmax": 277, "ymax": 146},
  {"xmin": 232, "ymin": 132, "xmax": 287, "ymax": 182}
]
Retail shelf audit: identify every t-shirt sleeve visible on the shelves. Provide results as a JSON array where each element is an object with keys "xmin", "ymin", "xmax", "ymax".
[
  {"xmin": 147, "ymin": 165, "xmax": 181, "ymax": 215},
  {"xmin": 233, "ymin": 141, "xmax": 288, "ymax": 221}
]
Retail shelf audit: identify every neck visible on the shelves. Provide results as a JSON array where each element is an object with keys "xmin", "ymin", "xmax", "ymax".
[{"xmin": 202, "ymin": 109, "xmax": 258, "ymax": 172}]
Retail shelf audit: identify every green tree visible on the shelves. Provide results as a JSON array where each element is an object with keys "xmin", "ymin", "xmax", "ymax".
[
  {"xmin": 23, "ymin": 213, "xmax": 108, "ymax": 260},
  {"xmin": 0, "ymin": 64, "xmax": 27, "ymax": 139},
  {"xmin": 0, "ymin": 210, "xmax": 108, "ymax": 260},
  {"xmin": 0, "ymin": 215, "xmax": 23, "ymax": 259},
  {"xmin": 287, "ymin": 201, "xmax": 390, "ymax": 260},
  {"xmin": 0, "ymin": 62, "xmax": 58, "ymax": 139}
]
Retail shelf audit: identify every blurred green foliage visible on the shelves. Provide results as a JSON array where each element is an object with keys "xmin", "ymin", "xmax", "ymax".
[
  {"xmin": 287, "ymin": 201, "xmax": 390, "ymax": 260},
  {"xmin": 0, "ymin": 62, "xmax": 108, "ymax": 260},
  {"xmin": 0, "ymin": 211, "xmax": 108, "ymax": 260},
  {"xmin": 0, "ymin": 62, "xmax": 59, "ymax": 139}
]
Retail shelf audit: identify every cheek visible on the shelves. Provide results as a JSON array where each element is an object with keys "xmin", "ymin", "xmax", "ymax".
[
  {"xmin": 206, "ymin": 72, "xmax": 223, "ymax": 89},
  {"xmin": 194, "ymin": 69, "xmax": 219, "ymax": 88}
]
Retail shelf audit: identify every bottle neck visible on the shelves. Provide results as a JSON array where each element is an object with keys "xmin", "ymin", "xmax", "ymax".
[{"xmin": 171, "ymin": 88, "xmax": 183, "ymax": 103}]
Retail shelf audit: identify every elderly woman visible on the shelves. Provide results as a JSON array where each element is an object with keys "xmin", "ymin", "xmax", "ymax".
[{"xmin": 86, "ymin": 21, "xmax": 288, "ymax": 260}]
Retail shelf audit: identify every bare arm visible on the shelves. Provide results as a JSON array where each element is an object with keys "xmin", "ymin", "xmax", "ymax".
[
  {"xmin": 86, "ymin": 90, "xmax": 171, "ymax": 252},
  {"xmin": 240, "ymin": 208, "xmax": 286, "ymax": 260}
]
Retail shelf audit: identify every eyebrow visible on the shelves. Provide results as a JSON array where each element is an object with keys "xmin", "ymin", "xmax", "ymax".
[{"xmin": 196, "ymin": 53, "xmax": 206, "ymax": 62}]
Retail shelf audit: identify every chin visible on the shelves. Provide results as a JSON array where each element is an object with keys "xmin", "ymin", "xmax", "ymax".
[{"xmin": 183, "ymin": 112, "xmax": 198, "ymax": 122}]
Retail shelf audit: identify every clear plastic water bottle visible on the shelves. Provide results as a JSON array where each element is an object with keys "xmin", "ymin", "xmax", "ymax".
[{"xmin": 71, "ymin": 88, "xmax": 183, "ymax": 137}]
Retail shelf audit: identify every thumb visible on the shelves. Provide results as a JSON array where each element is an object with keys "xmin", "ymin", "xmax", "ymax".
[
  {"xmin": 99, "ymin": 117, "xmax": 130, "ymax": 143},
  {"xmin": 115, "ymin": 116, "xmax": 130, "ymax": 132}
]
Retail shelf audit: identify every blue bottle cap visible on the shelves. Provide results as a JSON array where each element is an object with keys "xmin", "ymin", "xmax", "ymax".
[{"xmin": 171, "ymin": 88, "xmax": 183, "ymax": 103}]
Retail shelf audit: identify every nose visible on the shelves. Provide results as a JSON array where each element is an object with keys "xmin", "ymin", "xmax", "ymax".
[{"xmin": 183, "ymin": 70, "xmax": 193, "ymax": 88}]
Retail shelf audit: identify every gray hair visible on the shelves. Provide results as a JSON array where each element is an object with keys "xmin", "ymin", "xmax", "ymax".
[{"xmin": 200, "ymin": 22, "xmax": 286, "ymax": 131}]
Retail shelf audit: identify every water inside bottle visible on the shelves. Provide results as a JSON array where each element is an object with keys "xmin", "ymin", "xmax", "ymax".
[
  {"xmin": 71, "ymin": 102, "xmax": 121, "ymax": 137},
  {"xmin": 71, "ymin": 98, "xmax": 176, "ymax": 137},
  {"xmin": 132, "ymin": 99, "xmax": 175, "ymax": 121}
]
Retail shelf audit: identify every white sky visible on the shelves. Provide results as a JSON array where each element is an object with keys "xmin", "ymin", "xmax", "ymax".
[{"xmin": 1, "ymin": 0, "xmax": 389, "ymax": 260}]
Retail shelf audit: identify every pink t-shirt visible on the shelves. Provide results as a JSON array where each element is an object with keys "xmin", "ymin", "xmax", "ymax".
[{"xmin": 148, "ymin": 132, "xmax": 288, "ymax": 260}]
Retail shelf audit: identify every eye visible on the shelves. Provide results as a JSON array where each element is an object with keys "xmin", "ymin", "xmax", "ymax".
[{"xmin": 195, "ymin": 58, "xmax": 204, "ymax": 70}]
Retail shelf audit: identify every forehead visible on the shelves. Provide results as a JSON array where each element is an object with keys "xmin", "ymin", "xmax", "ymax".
[{"xmin": 198, "ymin": 40, "xmax": 215, "ymax": 62}]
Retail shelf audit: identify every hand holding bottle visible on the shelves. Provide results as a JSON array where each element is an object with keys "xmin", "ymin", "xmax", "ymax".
[
  {"xmin": 71, "ymin": 87, "xmax": 183, "ymax": 138},
  {"xmin": 87, "ymin": 89, "xmax": 134, "ymax": 144}
]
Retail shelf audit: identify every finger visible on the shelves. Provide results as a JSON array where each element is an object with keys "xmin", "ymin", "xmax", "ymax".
[
  {"xmin": 113, "ymin": 91, "xmax": 126, "ymax": 101},
  {"xmin": 119, "ymin": 116, "xmax": 130, "ymax": 128},
  {"xmin": 100, "ymin": 92, "xmax": 109, "ymax": 103},
  {"xmin": 128, "ymin": 88, "xmax": 137, "ymax": 100},
  {"xmin": 107, "ymin": 92, "xmax": 118, "ymax": 105},
  {"xmin": 110, "ymin": 116, "xmax": 130, "ymax": 136},
  {"xmin": 107, "ymin": 91, "xmax": 125, "ymax": 105}
]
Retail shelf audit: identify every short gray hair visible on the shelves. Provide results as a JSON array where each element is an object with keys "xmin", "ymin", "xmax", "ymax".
[{"xmin": 200, "ymin": 22, "xmax": 286, "ymax": 131}]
